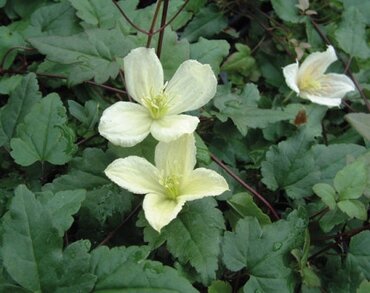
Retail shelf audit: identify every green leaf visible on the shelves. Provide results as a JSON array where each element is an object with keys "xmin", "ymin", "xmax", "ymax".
[
  {"xmin": 319, "ymin": 208, "xmax": 348, "ymax": 232},
  {"xmin": 222, "ymin": 210, "xmax": 307, "ymax": 292},
  {"xmin": 1, "ymin": 185, "xmax": 96, "ymax": 292},
  {"xmin": 343, "ymin": 0, "xmax": 370, "ymax": 25},
  {"xmin": 271, "ymin": 0, "xmax": 302, "ymax": 23},
  {"xmin": 335, "ymin": 7, "xmax": 370, "ymax": 59},
  {"xmin": 0, "ymin": 73, "xmax": 42, "ymax": 147},
  {"xmin": 182, "ymin": 4, "xmax": 227, "ymax": 42},
  {"xmin": 90, "ymin": 246, "xmax": 197, "ymax": 293},
  {"xmin": 37, "ymin": 189, "xmax": 86, "ymax": 236},
  {"xmin": 10, "ymin": 93, "xmax": 76, "ymax": 166},
  {"xmin": 227, "ymin": 192, "xmax": 271, "ymax": 225},
  {"xmin": 4, "ymin": 0, "xmax": 48, "ymax": 18},
  {"xmin": 68, "ymin": 99, "xmax": 100, "ymax": 131},
  {"xmin": 337, "ymin": 199, "xmax": 367, "ymax": 220},
  {"xmin": 195, "ymin": 132, "xmax": 212, "ymax": 165},
  {"xmin": 214, "ymin": 83, "xmax": 295, "ymax": 136},
  {"xmin": 347, "ymin": 231, "xmax": 370, "ymax": 279},
  {"xmin": 28, "ymin": 29, "xmax": 136, "ymax": 85},
  {"xmin": 69, "ymin": 0, "xmax": 120, "ymax": 29},
  {"xmin": 345, "ymin": 113, "xmax": 370, "ymax": 141},
  {"xmin": 312, "ymin": 183, "xmax": 337, "ymax": 210},
  {"xmin": 334, "ymin": 161, "xmax": 367, "ymax": 200},
  {"xmin": 357, "ymin": 280, "xmax": 370, "ymax": 293},
  {"xmin": 190, "ymin": 37, "xmax": 230, "ymax": 74},
  {"xmin": 24, "ymin": 2, "xmax": 82, "ymax": 38},
  {"xmin": 0, "ymin": 25, "xmax": 25, "ymax": 69},
  {"xmin": 0, "ymin": 74, "xmax": 23, "ymax": 95},
  {"xmin": 208, "ymin": 280, "xmax": 232, "ymax": 293}
]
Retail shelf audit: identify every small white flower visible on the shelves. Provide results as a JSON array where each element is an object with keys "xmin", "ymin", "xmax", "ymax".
[
  {"xmin": 104, "ymin": 134, "xmax": 228, "ymax": 232},
  {"xmin": 283, "ymin": 45, "xmax": 355, "ymax": 107},
  {"xmin": 98, "ymin": 47, "xmax": 217, "ymax": 147}
]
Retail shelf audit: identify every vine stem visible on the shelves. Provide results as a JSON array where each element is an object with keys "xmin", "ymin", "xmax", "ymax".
[
  {"xmin": 210, "ymin": 153, "xmax": 280, "ymax": 220},
  {"xmin": 309, "ymin": 16, "xmax": 370, "ymax": 112},
  {"xmin": 156, "ymin": 0, "xmax": 169, "ymax": 58},
  {"xmin": 111, "ymin": 0, "xmax": 148, "ymax": 34},
  {"xmin": 146, "ymin": 0, "xmax": 163, "ymax": 48}
]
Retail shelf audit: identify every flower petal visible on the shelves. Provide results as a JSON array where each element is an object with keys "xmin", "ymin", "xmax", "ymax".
[
  {"xmin": 298, "ymin": 45, "xmax": 337, "ymax": 79},
  {"xmin": 155, "ymin": 133, "xmax": 196, "ymax": 177},
  {"xmin": 282, "ymin": 61, "xmax": 300, "ymax": 93},
  {"xmin": 124, "ymin": 47, "xmax": 164, "ymax": 103},
  {"xmin": 150, "ymin": 114, "xmax": 199, "ymax": 143},
  {"xmin": 165, "ymin": 60, "xmax": 217, "ymax": 114},
  {"xmin": 105, "ymin": 156, "xmax": 164, "ymax": 195},
  {"xmin": 98, "ymin": 101, "xmax": 152, "ymax": 147},
  {"xmin": 301, "ymin": 73, "xmax": 355, "ymax": 107},
  {"xmin": 143, "ymin": 193, "xmax": 185, "ymax": 232},
  {"xmin": 178, "ymin": 168, "xmax": 229, "ymax": 202}
]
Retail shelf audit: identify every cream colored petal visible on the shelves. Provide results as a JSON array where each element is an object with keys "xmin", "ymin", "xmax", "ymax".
[
  {"xmin": 164, "ymin": 60, "xmax": 217, "ymax": 114},
  {"xmin": 143, "ymin": 193, "xmax": 185, "ymax": 232},
  {"xmin": 124, "ymin": 47, "xmax": 164, "ymax": 103},
  {"xmin": 105, "ymin": 156, "xmax": 164, "ymax": 195},
  {"xmin": 178, "ymin": 168, "xmax": 229, "ymax": 202},
  {"xmin": 300, "ymin": 73, "xmax": 355, "ymax": 107},
  {"xmin": 155, "ymin": 133, "xmax": 196, "ymax": 177},
  {"xmin": 298, "ymin": 45, "xmax": 337, "ymax": 79},
  {"xmin": 282, "ymin": 61, "xmax": 300, "ymax": 93},
  {"xmin": 150, "ymin": 114, "xmax": 199, "ymax": 143},
  {"xmin": 98, "ymin": 102, "xmax": 152, "ymax": 147}
]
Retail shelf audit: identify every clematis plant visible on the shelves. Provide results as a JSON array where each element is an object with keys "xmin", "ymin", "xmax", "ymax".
[
  {"xmin": 104, "ymin": 134, "xmax": 228, "ymax": 232},
  {"xmin": 282, "ymin": 45, "xmax": 355, "ymax": 107},
  {"xmin": 99, "ymin": 47, "xmax": 217, "ymax": 147}
]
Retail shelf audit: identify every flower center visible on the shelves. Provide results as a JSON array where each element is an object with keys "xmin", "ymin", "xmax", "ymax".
[
  {"xmin": 142, "ymin": 92, "xmax": 168, "ymax": 119},
  {"xmin": 159, "ymin": 174, "xmax": 180, "ymax": 200},
  {"xmin": 298, "ymin": 76, "xmax": 321, "ymax": 92}
]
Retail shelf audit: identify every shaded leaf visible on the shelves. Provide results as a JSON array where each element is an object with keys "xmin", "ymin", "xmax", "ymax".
[{"xmin": 346, "ymin": 113, "xmax": 370, "ymax": 141}]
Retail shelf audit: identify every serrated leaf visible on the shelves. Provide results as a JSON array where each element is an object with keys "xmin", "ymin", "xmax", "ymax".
[
  {"xmin": 343, "ymin": 0, "xmax": 370, "ymax": 25},
  {"xmin": 346, "ymin": 113, "xmax": 370, "ymax": 141},
  {"xmin": 90, "ymin": 246, "xmax": 197, "ymax": 292},
  {"xmin": 227, "ymin": 192, "xmax": 271, "ymax": 225},
  {"xmin": 0, "ymin": 25, "xmax": 25, "ymax": 69},
  {"xmin": 37, "ymin": 189, "xmax": 86, "ymax": 236},
  {"xmin": 190, "ymin": 37, "xmax": 230, "ymax": 74},
  {"xmin": 1, "ymin": 185, "xmax": 96, "ymax": 292},
  {"xmin": 312, "ymin": 183, "xmax": 337, "ymax": 210},
  {"xmin": 0, "ymin": 75, "xmax": 23, "ymax": 95},
  {"xmin": 222, "ymin": 210, "xmax": 307, "ymax": 292},
  {"xmin": 337, "ymin": 199, "xmax": 367, "ymax": 220},
  {"xmin": 24, "ymin": 2, "xmax": 82, "ymax": 38},
  {"xmin": 182, "ymin": 4, "xmax": 227, "ymax": 42},
  {"xmin": 347, "ymin": 231, "xmax": 370, "ymax": 279},
  {"xmin": 10, "ymin": 93, "xmax": 76, "ymax": 166},
  {"xmin": 214, "ymin": 83, "xmax": 295, "ymax": 136},
  {"xmin": 271, "ymin": 0, "xmax": 302, "ymax": 23},
  {"xmin": 141, "ymin": 198, "xmax": 225, "ymax": 285},
  {"xmin": 335, "ymin": 7, "xmax": 370, "ymax": 59},
  {"xmin": 334, "ymin": 161, "xmax": 367, "ymax": 200},
  {"xmin": 0, "ymin": 73, "xmax": 42, "ymax": 147},
  {"xmin": 28, "ymin": 29, "xmax": 136, "ymax": 85}
]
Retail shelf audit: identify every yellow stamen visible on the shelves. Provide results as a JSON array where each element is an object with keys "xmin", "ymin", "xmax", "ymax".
[
  {"xmin": 142, "ymin": 92, "xmax": 168, "ymax": 119},
  {"xmin": 159, "ymin": 174, "xmax": 180, "ymax": 200},
  {"xmin": 299, "ymin": 75, "xmax": 321, "ymax": 92}
]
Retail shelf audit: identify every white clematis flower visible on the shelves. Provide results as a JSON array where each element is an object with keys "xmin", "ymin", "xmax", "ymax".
[
  {"xmin": 99, "ymin": 47, "xmax": 217, "ymax": 147},
  {"xmin": 104, "ymin": 134, "xmax": 229, "ymax": 232},
  {"xmin": 283, "ymin": 45, "xmax": 355, "ymax": 107}
]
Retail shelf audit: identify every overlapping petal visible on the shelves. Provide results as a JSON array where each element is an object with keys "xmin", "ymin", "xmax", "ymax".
[
  {"xmin": 123, "ymin": 47, "xmax": 164, "ymax": 103},
  {"xmin": 155, "ymin": 133, "xmax": 196, "ymax": 177},
  {"xmin": 150, "ymin": 114, "xmax": 199, "ymax": 143},
  {"xmin": 143, "ymin": 193, "xmax": 185, "ymax": 232},
  {"xmin": 282, "ymin": 61, "xmax": 300, "ymax": 93},
  {"xmin": 105, "ymin": 156, "xmax": 164, "ymax": 195},
  {"xmin": 165, "ymin": 60, "xmax": 217, "ymax": 114},
  {"xmin": 98, "ymin": 102, "xmax": 152, "ymax": 147},
  {"xmin": 178, "ymin": 168, "xmax": 229, "ymax": 202},
  {"xmin": 298, "ymin": 45, "xmax": 337, "ymax": 78}
]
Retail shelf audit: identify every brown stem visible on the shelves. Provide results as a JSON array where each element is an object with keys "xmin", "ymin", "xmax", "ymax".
[
  {"xmin": 210, "ymin": 153, "xmax": 280, "ymax": 220},
  {"xmin": 152, "ymin": 0, "xmax": 190, "ymax": 34},
  {"xmin": 156, "ymin": 0, "xmax": 169, "ymax": 58},
  {"xmin": 146, "ymin": 0, "xmax": 163, "ymax": 48},
  {"xmin": 309, "ymin": 16, "xmax": 370, "ymax": 112},
  {"xmin": 309, "ymin": 207, "xmax": 329, "ymax": 220},
  {"xmin": 111, "ymin": 0, "xmax": 149, "ymax": 34},
  {"xmin": 0, "ymin": 46, "xmax": 34, "ymax": 70}
]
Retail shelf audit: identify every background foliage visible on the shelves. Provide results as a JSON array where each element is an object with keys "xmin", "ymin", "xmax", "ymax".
[{"xmin": 0, "ymin": 0, "xmax": 370, "ymax": 292}]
